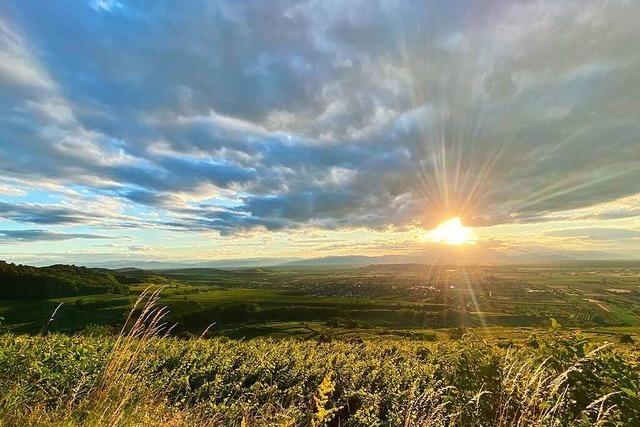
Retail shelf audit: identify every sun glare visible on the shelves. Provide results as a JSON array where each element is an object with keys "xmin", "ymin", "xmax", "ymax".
[{"xmin": 423, "ymin": 217, "xmax": 474, "ymax": 245}]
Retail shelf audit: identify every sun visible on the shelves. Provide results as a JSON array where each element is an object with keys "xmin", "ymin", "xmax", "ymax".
[{"xmin": 422, "ymin": 217, "xmax": 474, "ymax": 245}]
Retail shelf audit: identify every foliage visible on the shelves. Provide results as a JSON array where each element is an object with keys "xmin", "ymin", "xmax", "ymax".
[
  {"xmin": 311, "ymin": 373, "xmax": 339, "ymax": 426},
  {"xmin": 1, "ymin": 329, "xmax": 639, "ymax": 426},
  {"xmin": 0, "ymin": 261, "xmax": 129, "ymax": 299}
]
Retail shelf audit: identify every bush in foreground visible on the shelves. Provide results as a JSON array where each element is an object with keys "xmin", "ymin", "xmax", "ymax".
[{"xmin": 0, "ymin": 293, "xmax": 639, "ymax": 426}]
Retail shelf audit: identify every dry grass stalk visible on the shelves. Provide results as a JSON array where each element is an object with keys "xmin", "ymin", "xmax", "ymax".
[{"xmin": 86, "ymin": 287, "xmax": 170, "ymax": 426}]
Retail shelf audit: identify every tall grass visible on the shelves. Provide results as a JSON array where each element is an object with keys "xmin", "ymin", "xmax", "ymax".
[
  {"xmin": 404, "ymin": 345, "xmax": 621, "ymax": 426},
  {"xmin": 86, "ymin": 287, "xmax": 171, "ymax": 425},
  {"xmin": 0, "ymin": 290, "xmax": 638, "ymax": 426},
  {"xmin": 0, "ymin": 288, "xmax": 199, "ymax": 426}
]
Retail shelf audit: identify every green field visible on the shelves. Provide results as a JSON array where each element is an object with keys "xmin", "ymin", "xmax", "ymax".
[
  {"xmin": 2, "ymin": 263, "xmax": 640, "ymax": 340},
  {"xmin": 1, "ymin": 263, "xmax": 640, "ymax": 425}
]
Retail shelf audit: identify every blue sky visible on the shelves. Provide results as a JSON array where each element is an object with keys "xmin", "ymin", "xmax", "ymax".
[{"xmin": 0, "ymin": 0, "xmax": 639, "ymax": 264}]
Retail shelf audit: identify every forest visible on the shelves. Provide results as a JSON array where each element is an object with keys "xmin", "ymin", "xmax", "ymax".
[{"xmin": 0, "ymin": 261, "xmax": 130, "ymax": 299}]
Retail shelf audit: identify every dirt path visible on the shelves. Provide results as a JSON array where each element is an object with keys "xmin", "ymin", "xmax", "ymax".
[{"xmin": 584, "ymin": 299, "xmax": 611, "ymax": 313}]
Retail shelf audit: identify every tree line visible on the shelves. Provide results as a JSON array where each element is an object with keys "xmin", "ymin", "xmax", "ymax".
[{"xmin": 0, "ymin": 261, "xmax": 129, "ymax": 299}]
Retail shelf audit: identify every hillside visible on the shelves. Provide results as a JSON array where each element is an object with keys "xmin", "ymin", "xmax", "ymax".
[{"xmin": 0, "ymin": 261, "xmax": 130, "ymax": 299}]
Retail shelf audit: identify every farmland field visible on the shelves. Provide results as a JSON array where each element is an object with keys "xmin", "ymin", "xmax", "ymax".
[
  {"xmin": 2, "ymin": 262, "xmax": 640, "ymax": 425},
  {"xmin": 2, "ymin": 263, "xmax": 639, "ymax": 340}
]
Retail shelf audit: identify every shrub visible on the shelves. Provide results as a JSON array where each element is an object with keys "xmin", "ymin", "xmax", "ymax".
[{"xmin": 620, "ymin": 334, "xmax": 635, "ymax": 344}]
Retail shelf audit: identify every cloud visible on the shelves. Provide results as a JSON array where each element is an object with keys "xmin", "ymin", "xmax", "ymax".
[
  {"xmin": 546, "ymin": 228, "xmax": 640, "ymax": 241},
  {"xmin": 0, "ymin": 229, "xmax": 116, "ymax": 242},
  {"xmin": 0, "ymin": 0, "xmax": 639, "ymax": 235},
  {"xmin": 127, "ymin": 244, "xmax": 152, "ymax": 252},
  {"xmin": 0, "ymin": 201, "xmax": 88, "ymax": 225}
]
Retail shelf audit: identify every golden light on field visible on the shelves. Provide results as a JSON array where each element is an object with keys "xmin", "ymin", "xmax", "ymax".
[{"xmin": 422, "ymin": 217, "xmax": 474, "ymax": 245}]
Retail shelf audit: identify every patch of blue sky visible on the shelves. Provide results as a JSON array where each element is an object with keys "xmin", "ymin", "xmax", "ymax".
[
  {"xmin": 1, "ymin": 190, "xmax": 63, "ymax": 205},
  {"xmin": 0, "ymin": 220, "xmax": 27, "ymax": 231}
]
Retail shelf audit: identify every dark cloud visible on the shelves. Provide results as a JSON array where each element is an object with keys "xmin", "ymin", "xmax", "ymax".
[
  {"xmin": 0, "ymin": 202, "xmax": 88, "ymax": 225},
  {"xmin": 120, "ymin": 189, "xmax": 174, "ymax": 208},
  {"xmin": 0, "ymin": 229, "xmax": 115, "ymax": 242},
  {"xmin": 0, "ymin": 0, "xmax": 639, "ymax": 234}
]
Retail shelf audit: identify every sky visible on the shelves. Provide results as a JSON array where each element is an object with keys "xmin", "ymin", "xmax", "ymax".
[{"xmin": 0, "ymin": 0, "xmax": 639, "ymax": 265}]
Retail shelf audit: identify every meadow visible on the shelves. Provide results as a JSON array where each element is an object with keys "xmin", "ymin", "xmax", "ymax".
[
  {"xmin": 2, "ymin": 263, "xmax": 640, "ymax": 339},
  {"xmin": 1, "ymin": 262, "xmax": 640, "ymax": 425}
]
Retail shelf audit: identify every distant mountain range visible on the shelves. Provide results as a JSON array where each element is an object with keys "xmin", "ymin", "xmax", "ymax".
[
  {"xmin": 83, "ymin": 258, "xmax": 300, "ymax": 270},
  {"xmin": 61, "ymin": 245, "xmax": 640, "ymax": 270}
]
